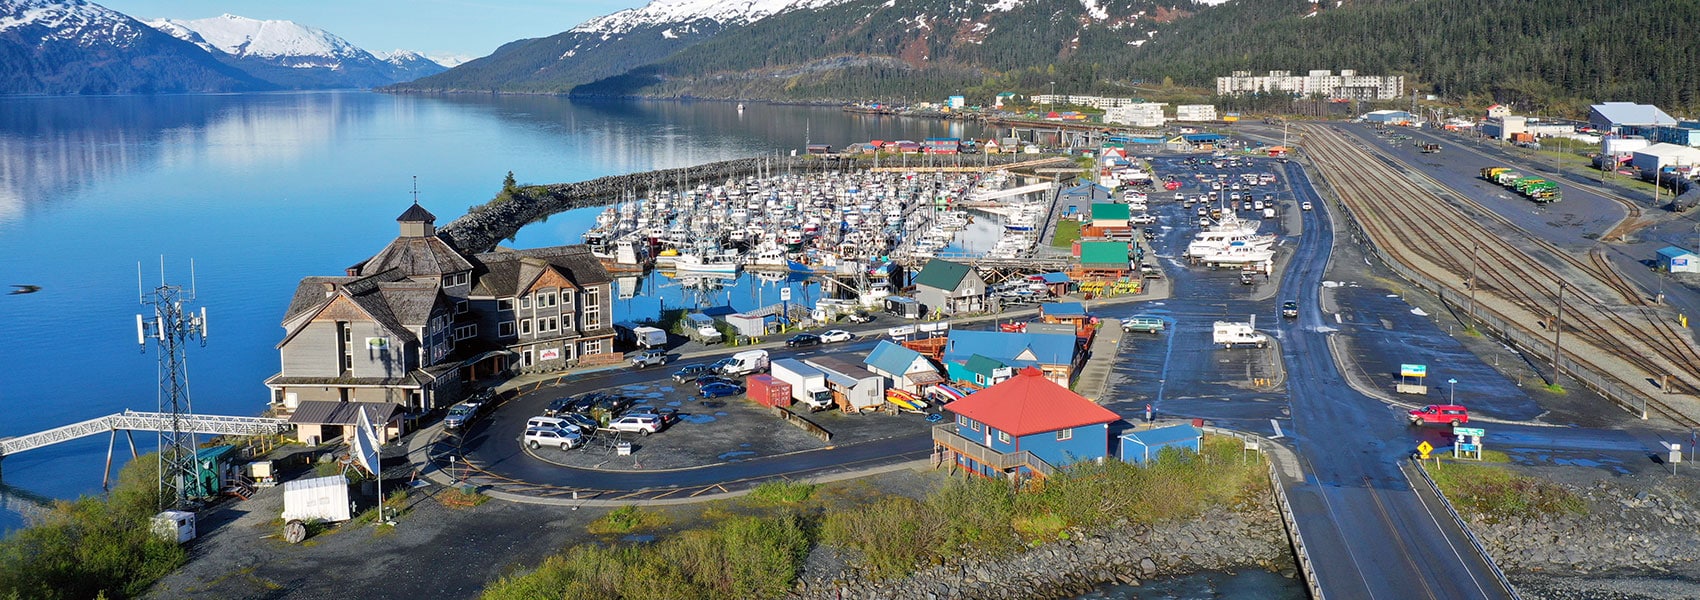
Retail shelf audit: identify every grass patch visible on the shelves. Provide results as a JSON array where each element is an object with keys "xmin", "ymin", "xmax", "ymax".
[
  {"xmin": 1011, "ymin": 512, "xmax": 1069, "ymax": 542},
  {"xmin": 0, "ymin": 454, "xmax": 187, "ymax": 600},
  {"xmin": 351, "ymin": 491, "xmax": 410, "ymax": 525},
  {"xmin": 1543, "ymin": 383, "xmax": 1567, "ymax": 394},
  {"xmin": 441, "ymin": 485, "xmax": 489, "ymax": 509},
  {"xmin": 744, "ymin": 480, "xmax": 817, "ymax": 507},
  {"xmin": 484, "ymin": 514, "xmax": 809, "ymax": 600},
  {"xmin": 587, "ymin": 506, "xmax": 669, "ymax": 535},
  {"xmin": 1427, "ymin": 462, "xmax": 1585, "ymax": 522},
  {"xmin": 1052, "ymin": 220, "xmax": 1082, "ymax": 248}
]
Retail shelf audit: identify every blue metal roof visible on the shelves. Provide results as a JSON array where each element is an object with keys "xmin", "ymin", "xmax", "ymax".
[
  {"xmin": 1591, "ymin": 102, "xmax": 1677, "ymax": 128},
  {"xmin": 1182, "ymin": 133, "xmax": 1227, "ymax": 142},
  {"xmin": 1037, "ymin": 272, "xmax": 1071, "ymax": 284},
  {"xmin": 1062, "ymin": 182, "xmax": 1113, "ymax": 197},
  {"xmin": 1658, "ymin": 246, "xmax": 1695, "ymax": 259},
  {"xmin": 1042, "ymin": 302, "xmax": 1087, "ymax": 317},
  {"xmin": 866, "ymin": 340, "xmax": 926, "ymax": 375},
  {"xmin": 1120, "ymin": 424, "xmax": 1202, "ymax": 447},
  {"xmin": 943, "ymin": 330, "xmax": 1075, "ymax": 366}
]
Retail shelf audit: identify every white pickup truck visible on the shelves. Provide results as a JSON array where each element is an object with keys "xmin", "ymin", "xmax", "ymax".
[{"xmin": 1213, "ymin": 321, "xmax": 1269, "ymax": 349}]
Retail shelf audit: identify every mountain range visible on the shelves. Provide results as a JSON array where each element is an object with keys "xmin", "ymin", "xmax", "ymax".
[
  {"xmin": 0, "ymin": 1, "xmax": 444, "ymax": 95},
  {"xmin": 392, "ymin": 0, "xmax": 1700, "ymax": 113}
]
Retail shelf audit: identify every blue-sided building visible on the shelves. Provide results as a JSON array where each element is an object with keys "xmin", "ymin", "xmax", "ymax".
[
  {"xmin": 935, "ymin": 367, "xmax": 1122, "ymax": 481},
  {"xmin": 1119, "ymin": 424, "xmax": 1204, "ymax": 464},
  {"xmin": 1657, "ymin": 246, "xmax": 1700, "ymax": 274},
  {"xmin": 942, "ymin": 329, "xmax": 1079, "ymax": 386}
]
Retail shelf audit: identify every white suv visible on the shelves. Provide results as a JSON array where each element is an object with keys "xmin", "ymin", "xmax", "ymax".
[
  {"xmin": 608, "ymin": 415, "xmax": 663, "ymax": 435},
  {"xmin": 523, "ymin": 426, "xmax": 584, "ymax": 450}
]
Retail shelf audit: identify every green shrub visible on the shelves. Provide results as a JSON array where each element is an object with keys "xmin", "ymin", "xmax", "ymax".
[
  {"xmin": 587, "ymin": 505, "xmax": 668, "ymax": 535},
  {"xmin": 1428, "ymin": 463, "xmax": 1586, "ymax": 521},
  {"xmin": 0, "ymin": 455, "xmax": 187, "ymax": 600},
  {"xmin": 821, "ymin": 496, "xmax": 935, "ymax": 580},
  {"xmin": 925, "ymin": 477, "xmax": 1017, "ymax": 556}
]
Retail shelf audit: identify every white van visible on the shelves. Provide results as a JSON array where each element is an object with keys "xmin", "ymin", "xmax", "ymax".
[{"xmin": 526, "ymin": 416, "xmax": 582, "ymax": 434}]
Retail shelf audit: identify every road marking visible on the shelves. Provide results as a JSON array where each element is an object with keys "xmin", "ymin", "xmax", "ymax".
[
  {"xmin": 1405, "ymin": 463, "xmax": 1498, "ymax": 599},
  {"xmin": 1335, "ymin": 313, "xmax": 1343, "ymax": 324},
  {"xmin": 1270, "ymin": 419, "xmax": 1284, "ymax": 439}
]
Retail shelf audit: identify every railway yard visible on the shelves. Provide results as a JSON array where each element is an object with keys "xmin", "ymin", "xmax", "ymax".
[{"xmin": 1301, "ymin": 124, "xmax": 1700, "ymax": 427}]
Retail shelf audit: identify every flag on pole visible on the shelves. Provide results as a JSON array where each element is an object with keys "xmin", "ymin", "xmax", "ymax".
[{"xmin": 353, "ymin": 407, "xmax": 382, "ymax": 477}]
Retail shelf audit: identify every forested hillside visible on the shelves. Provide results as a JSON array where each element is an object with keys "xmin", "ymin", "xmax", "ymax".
[{"xmin": 401, "ymin": 0, "xmax": 1700, "ymax": 114}]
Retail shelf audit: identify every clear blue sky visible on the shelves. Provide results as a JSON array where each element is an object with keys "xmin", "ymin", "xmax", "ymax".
[{"xmin": 99, "ymin": 0, "xmax": 646, "ymax": 62}]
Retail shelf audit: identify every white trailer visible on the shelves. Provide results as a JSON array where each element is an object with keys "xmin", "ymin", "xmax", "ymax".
[
  {"xmin": 770, "ymin": 358, "xmax": 835, "ymax": 410},
  {"xmin": 1213, "ymin": 319, "xmax": 1269, "ymax": 349},
  {"xmin": 282, "ymin": 475, "xmax": 352, "ymax": 523},
  {"xmin": 633, "ymin": 326, "xmax": 668, "ymax": 348},
  {"xmin": 720, "ymin": 349, "xmax": 770, "ymax": 377}
]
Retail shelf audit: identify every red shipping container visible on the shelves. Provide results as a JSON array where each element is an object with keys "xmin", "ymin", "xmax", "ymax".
[{"xmin": 746, "ymin": 375, "xmax": 793, "ymax": 408}]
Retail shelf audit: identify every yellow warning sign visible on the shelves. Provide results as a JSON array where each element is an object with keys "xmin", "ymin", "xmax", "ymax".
[{"xmin": 1417, "ymin": 441, "xmax": 1434, "ymax": 459}]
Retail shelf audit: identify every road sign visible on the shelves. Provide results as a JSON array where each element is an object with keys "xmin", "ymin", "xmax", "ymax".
[
  {"xmin": 1458, "ymin": 443, "xmax": 1479, "ymax": 452},
  {"xmin": 780, "ymin": 287, "xmax": 792, "ymax": 302},
  {"xmin": 1453, "ymin": 427, "xmax": 1485, "ymax": 437},
  {"xmin": 1400, "ymin": 364, "xmax": 1428, "ymax": 378},
  {"xmin": 1417, "ymin": 441, "xmax": 1434, "ymax": 459}
]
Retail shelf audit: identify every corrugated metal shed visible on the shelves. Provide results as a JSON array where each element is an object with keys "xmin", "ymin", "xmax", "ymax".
[{"xmin": 1119, "ymin": 424, "xmax": 1203, "ymax": 464}]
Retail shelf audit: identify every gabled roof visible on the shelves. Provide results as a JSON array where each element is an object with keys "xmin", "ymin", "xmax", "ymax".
[
  {"xmin": 1079, "ymin": 241, "xmax": 1130, "ymax": 267},
  {"xmin": 1658, "ymin": 246, "xmax": 1696, "ymax": 259},
  {"xmin": 962, "ymin": 353, "xmax": 1016, "ymax": 376},
  {"xmin": 288, "ymin": 401, "xmax": 401, "ymax": 426},
  {"xmin": 914, "ymin": 258, "xmax": 974, "ymax": 291},
  {"xmin": 1036, "ymin": 272, "xmax": 1071, "ymax": 284},
  {"xmin": 469, "ymin": 245, "xmax": 612, "ymax": 297},
  {"xmin": 1090, "ymin": 203, "xmax": 1129, "ymax": 221},
  {"xmin": 1041, "ymin": 302, "xmax": 1087, "ymax": 318},
  {"xmin": 943, "ymin": 330, "xmax": 1075, "ymax": 366},
  {"xmin": 278, "ymin": 268, "xmax": 442, "ymax": 348},
  {"xmin": 1591, "ymin": 102, "xmax": 1676, "ymax": 128},
  {"xmin": 866, "ymin": 340, "xmax": 930, "ymax": 375},
  {"xmin": 945, "ymin": 367, "xmax": 1118, "ymax": 436},
  {"xmin": 1062, "ymin": 182, "xmax": 1113, "ymax": 197}
]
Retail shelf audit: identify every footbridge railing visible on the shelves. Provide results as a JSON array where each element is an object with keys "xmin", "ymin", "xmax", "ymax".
[{"xmin": 0, "ymin": 411, "xmax": 291, "ymax": 458}]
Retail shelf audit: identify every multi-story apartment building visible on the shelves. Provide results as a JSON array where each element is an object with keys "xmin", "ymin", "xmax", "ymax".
[
  {"xmin": 1216, "ymin": 70, "xmax": 1404, "ymax": 101},
  {"xmin": 267, "ymin": 203, "xmax": 612, "ymax": 427}
]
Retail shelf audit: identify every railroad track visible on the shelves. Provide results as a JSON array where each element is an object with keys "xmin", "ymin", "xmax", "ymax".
[{"xmin": 1301, "ymin": 125, "xmax": 1700, "ymax": 426}]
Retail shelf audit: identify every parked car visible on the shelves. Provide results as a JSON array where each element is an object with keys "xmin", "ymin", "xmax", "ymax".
[
  {"xmin": 557, "ymin": 412, "xmax": 599, "ymax": 433},
  {"xmin": 786, "ymin": 333, "xmax": 823, "ymax": 347},
  {"xmin": 544, "ymin": 396, "xmax": 576, "ymax": 417},
  {"xmin": 592, "ymin": 395, "xmax": 634, "ymax": 416},
  {"xmin": 526, "ymin": 416, "xmax": 582, "ymax": 434},
  {"xmin": 523, "ymin": 426, "xmax": 584, "ymax": 450},
  {"xmin": 568, "ymin": 392, "xmax": 610, "ymax": 414},
  {"xmin": 694, "ymin": 375, "xmax": 739, "ymax": 389},
  {"xmin": 846, "ymin": 312, "xmax": 875, "ymax": 324},
  {"xmin": 672, "ymin": 364, "xmax": 716, "ymax": 383},
  {"xmin": 708, "ymin": 357, "xmax": 739, "ymax": 372},
  {"xmin": 1139, "ymin": 264, "xmax": 1164, "ymax": 279},
  {"xmin": 699, "ymin": 382, "xmax": 745, "ymax": 399},
  {"xmin": 819, "ymin": 330, "xmax": 854, "ymax": 343},
  {"xmin": 1240, "ymin": 272, "xmax": 1257, "ymax": 285},
  {"xmin": 623, "ymin": 406, "xmax": 679, "ymax": 424},
  {"xmin": 629, "ymin": 349, "xmax": 669, "ymax": 368},
  {"xmin": 608, "ymin": 415, "xmax": 663, "ymax": 435},
  {"xmin": 1409, "ymin": 405, "xmax": 1469, "ymax": 427},
  {"xmin": 444, "ymin": 402, "xmax": 478, "ymax": 430}
]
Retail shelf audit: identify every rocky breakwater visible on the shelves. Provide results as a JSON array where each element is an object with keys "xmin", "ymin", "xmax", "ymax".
[
  {"xmin": 438, "ymin": 156, "xmax": 809, "ymax": 254},
  {"xmin": 796, "ymin": 501, "xmax": 1293, "ymax": 600},
  {"xmin": 1468, "ymin": 471, "xmax": 1700, "ymax": 600}
]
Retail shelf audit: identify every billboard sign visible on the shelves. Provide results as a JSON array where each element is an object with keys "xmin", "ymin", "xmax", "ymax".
[{"xmin": 1400, "ymin": 364, "xmax": 1428, "ymax": 378}]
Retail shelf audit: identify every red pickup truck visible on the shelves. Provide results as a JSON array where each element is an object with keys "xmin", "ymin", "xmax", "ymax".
[{"xmin": 1409, "ymin": 404, "xmax": 1469, "ymax": 427}]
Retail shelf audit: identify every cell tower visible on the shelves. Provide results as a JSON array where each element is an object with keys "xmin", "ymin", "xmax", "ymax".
[{"xmin": 136, "ymin": 259, "xmax": 208, "ymax": 511}]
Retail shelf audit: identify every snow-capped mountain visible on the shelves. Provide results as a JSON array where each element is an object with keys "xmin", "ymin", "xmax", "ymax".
[
  {"xmin": 0, "ymin": 0, "xmax": 267, "ymax": 94},
  {"xmin": 144, "ymin": 14, "xmax": 446, "ymax": 89},
  {"xmin": 571, "ymin": 0, "xmax": 858, "ymax": 35}
]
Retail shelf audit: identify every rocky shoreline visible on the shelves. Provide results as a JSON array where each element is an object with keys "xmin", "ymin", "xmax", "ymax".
[
  {"xmin": 1463, "ymin": 468, "xmax": 1700, "ymax": 600},
  {"xmin": 794, "ymin": 500, "xmax": 1295, "ymax": 600}
]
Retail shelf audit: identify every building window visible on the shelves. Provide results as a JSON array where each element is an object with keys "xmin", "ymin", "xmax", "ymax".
[
  {"xmin": 498, "ymin": 298, "xmax": 514, "ymax": 311},
  {"xmin": 538, "ymin": 317, "xmax": 557, "ymax": 333},
  {"xmin": 454, "ymin": 324, "xmax": 477, "ymax": 340},
  {"xmin": 455, "ymin": 300, "xmax": 469, "ymax": 314},
  {"xmin": 1056, "ymin": 429, "xmax": 1073, "ymax": 441},
  {"xmin": 520, "ymin": 319, "xmax": 532, "ymax": 335},
  {"xmin": 537, "ymin": 292, "xmax": 557, "ymax": 308},
  {"xmin": 583, "ymin": 287, "xmax": 600, "ymax": 307},
  {"xmin": 521, "ymin": 349, "xmax": 533, "ymax": 367},
  {"xmin": 997, "ymin": 431, "xmax": 1011, "ymax": 444},
  {"xmin": 446, "ymin": 272, "xmax": 469, "ymax": 287},
  {"xmin": 584, "ymin": 306, "xmax": 600, "ymax": 329},
  {"xmin": 970, "ymin": 419, "xmax": 981, "ymax": 432},
  {"xmin": 583, "ymin": 339, "xmax": 602, "ymax": 355},
  {"xmin": 519, "ymin": 296, "xmax": 531, "ymax": 310},
  {"xmin": 562, "ymin": 314, "xmax": 574, "ymax": 331},
  {"xmin": 560, "ymin": 291, "xmax": 573, "ymax": 308},
  {"xmin": 956, "ymin": 415, "xmax": 967, "ymax": 427},
  {"xmin": 498, "ymin": 321, "xmax": 514, "ymax": 337}
]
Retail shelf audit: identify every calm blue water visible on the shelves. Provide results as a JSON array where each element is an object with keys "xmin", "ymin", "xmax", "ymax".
[{"xmin": 0, "ymin": 92, "xmax": 990, "ymax": 533}]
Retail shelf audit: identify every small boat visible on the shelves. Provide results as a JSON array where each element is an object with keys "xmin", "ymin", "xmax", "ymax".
[
  {"xmin": 885, "ymin": 389, "xmax": 927, "ymax": 413},
  {"xmin": 926, "ymin": 385, "xmax": 968, "ymax": 406}
]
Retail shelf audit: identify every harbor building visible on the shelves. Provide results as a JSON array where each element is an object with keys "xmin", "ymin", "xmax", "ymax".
[
  {"xmin": 267, "ymin": 203, "xmax": 613, "ymax": 420},
  {"xmin": 1103, "ymin": 103, "xmax": 1167, "ymax": 128},
  {"xmin": 913, "ymin": 259, "xmax": 988, "ymax": 316},
  {"xmin": 933, "ymin": 367, "xmax": 1120, "ymax": 481},
  {"xmin": 1216, "ymin": 70, "xmax": 1404, "ymax": 100},
  {"xmin": 1174, "ymin": 104, "xmax": 1218, "ymax": 122}
]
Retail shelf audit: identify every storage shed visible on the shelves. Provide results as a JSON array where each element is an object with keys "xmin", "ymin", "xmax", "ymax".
[
  {"xmin": 1119, "ymin": 424, "xmax": 1204, "ymax": 464},
  {"xmin": 1632, "ymin": 143, "xmax": 1700, "ymax": 173},
  {"xmin": 805, "ymin": 356, "xmax": 886, "ymax": 411},
  {"xmin": 1090, "ymin": 203, "xmax": 1131, "ymax": 228},
  {"xmin": 913, "ymin": 259, "xmax": 987, "ymax": 316},
  {"xmin": 1077, "ymin": 241, "xmax": 1132, "ymax": 273},
  {"xmin": 1657, "ymin": 246, "xmax": 1700, "ymax": 274},
  {"xmin": 865, "ymin": 340, "xmax": 942, "ymax": 393}
]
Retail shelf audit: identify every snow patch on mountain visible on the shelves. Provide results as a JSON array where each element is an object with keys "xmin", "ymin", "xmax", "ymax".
[
  {"xmin": 572, "ymin": 0, "xmax": 860, "ymax": 35},
  {"xmin": 0, "ymin": 0, "xmax": 144, "ymax": 46},
  {"xmin": 146, "ymin": 14, "xmax": 366, "ymax": 61}
]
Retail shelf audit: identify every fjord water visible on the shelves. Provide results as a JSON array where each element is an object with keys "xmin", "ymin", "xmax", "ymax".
[{"xmin": 0, "ymin": 91, "xmax": 985, "ymax": 532}]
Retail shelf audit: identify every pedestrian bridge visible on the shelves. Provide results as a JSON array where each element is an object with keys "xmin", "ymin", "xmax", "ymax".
[{"xmin": 0, "ymin": 411, "xmax": 291, "ymax": 459}]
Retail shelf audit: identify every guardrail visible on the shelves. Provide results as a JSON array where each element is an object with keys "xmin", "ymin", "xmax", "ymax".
[
  {"xmin": 1202, "ymin": 426, "xmax": 1325, "ymax": 600},
  {"xmin": 1406, "ymin": 458, "xmax": 1523, "ymax": 600},
  {"xmin": 774, "ymin": 407, "xmax": 833, "ymax": 443}
]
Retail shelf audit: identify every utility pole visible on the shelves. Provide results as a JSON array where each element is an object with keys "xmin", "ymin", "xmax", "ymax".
[
  {"xmin": 1467, "ymin": 242, "xmax": 1480, "ymax": 318},
  {"xmin": 1552, "ymin": 282, "xmax": 1567, "ymax": 386}
]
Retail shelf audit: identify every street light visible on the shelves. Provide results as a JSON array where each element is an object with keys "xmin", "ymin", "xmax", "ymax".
[
  {"xmin": 1448, "ymin": 378, "xmax": 1458, "ymax": 403},
  {"xmin": 1048, "ymin": 81, "xmax": 1055, "ymax": 111}
]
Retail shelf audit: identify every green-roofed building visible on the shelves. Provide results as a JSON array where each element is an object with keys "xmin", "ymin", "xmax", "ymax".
[
  {"xmin": 913, "ymin": 258, "xmax": 987, "ymax": 316},
  {"xmin": 1090, "ymin": 203, "xmax": 1130, "ymax": 227},
  {"xmin": 1079, "ymin": 241, "xmax": 1131, "ymax": 272}
]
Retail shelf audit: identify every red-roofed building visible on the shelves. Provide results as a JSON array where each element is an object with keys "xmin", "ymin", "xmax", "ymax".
[{"xmin": 933, "ymin": 367, "xmax": 1120, "ymax": 481}]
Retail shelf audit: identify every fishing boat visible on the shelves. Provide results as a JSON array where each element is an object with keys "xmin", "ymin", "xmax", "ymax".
[{"xmin": 673, "ymin": 249, "xmax": 743, "ymax": 274}]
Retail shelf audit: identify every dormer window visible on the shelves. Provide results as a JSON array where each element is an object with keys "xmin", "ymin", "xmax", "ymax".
[{"xmin": 445, "ymin": 272, "xmax": 469, "ymax": 287}]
